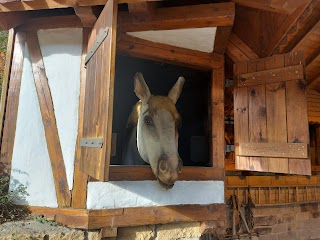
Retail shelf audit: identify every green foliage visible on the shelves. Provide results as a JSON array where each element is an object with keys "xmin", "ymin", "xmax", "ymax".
[
  {"xmin": 33, "ymin": 214, "xmax": 59, "ymax": 226},
  {"xmin": 0, "ymin": 171, "xmax": 29, "ymax": 223},
  {"xmin": 0, "ymin": 31, "xmax": 8, "ymax": 52}
]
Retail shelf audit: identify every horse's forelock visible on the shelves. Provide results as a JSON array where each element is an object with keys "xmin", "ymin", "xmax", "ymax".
[{"xmin": 126, "ymin": 96, "xmax": 180, "ymax": 128}]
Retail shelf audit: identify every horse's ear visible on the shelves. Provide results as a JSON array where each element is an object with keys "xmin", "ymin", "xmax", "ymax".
[
  {"xmin": 168, "ymin": 76, "xmax": 185, "ymax": 104},
  {"xmin": 134, "ymin": 72, "xmax": 151, "ymax": 103}
]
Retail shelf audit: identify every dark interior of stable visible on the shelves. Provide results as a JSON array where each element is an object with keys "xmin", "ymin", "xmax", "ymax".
[{"xmin": 111, "ymin": 55, "xmax": 211, "ymax": 166}]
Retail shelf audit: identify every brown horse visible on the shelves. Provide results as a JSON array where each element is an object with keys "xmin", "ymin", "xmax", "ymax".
[{"xmin": 122, "ymin": 73, "xmax": 185, "ymax": 189}]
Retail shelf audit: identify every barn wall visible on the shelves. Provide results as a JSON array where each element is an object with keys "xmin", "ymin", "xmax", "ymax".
[
  {"xmin": 9, "ymin": 28, "xmax": 82, "ymax": 207},
  {"xmin": 87, "ymin": 181, "xmax": 224, "ymax": 209}
]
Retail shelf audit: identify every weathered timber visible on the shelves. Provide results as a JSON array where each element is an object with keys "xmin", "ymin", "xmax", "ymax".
[
  {"xmin": 238, "ymin": 143, "xmax": 308, "ymax": 158},
  {"xmin": 236, "ymin": 65, "xmax": 304, "ymax": 87},
  {"xmin": 119, "ymin": 2, "xmax": 235, "ymax": 32},
  {"xmin": 71, "ymin": 28, "xmax": 90, "ymax": 209},
  {"xmin": 80, "ymin": 0, "xmax": 117, "ymax": 181},
  {"xmin": 108, "ymin": 166, "xmax": 224, "ymax": 181},
  {"xmin": 0, "ymin": 31, "xmax": 25, "ymax": 176},
  {"xmin": 0, "ymin": 29, "xmax": 14, "ymax": 149},
  {"xmin": 27, "ymin": 31, "xmax": 71, "ymax": 206}
]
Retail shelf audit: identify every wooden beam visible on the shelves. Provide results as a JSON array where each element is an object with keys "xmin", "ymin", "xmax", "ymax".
[
  {"xmin": 272, "ymin": 0, "xmax": 320, "ymax": 55},
  {"xmin": 119, "ymin": 2, "xmax": 235, "ymax": 32},
  {"xmin": 231, "ymin": 0, "xmax": 310, "ymax": 14},
  {"xmin": 26, "ymin": 31, "xmax": 71, "ymax": 207},
  {"xmin": 0, "ymin": 29, "xmax": 14, "ymax": 149},
  {"xmin": 211, "ymin": 68, "xmax": 225, "ymax": 169},
  {"xmin": 17, "ymin": 15, "xmax": 82, "ymax": 31},
  {"xmin": 127, "ymin": 1, "xmax": 157, "ymax": 14},
  {"xmin": 108, "ymin": 166, "xmax": 224, "ymax": 181},
  {"xmin": 0, "ymin": 0, "xmax": 162, "ymax": 12},
  {"xmin": 28, "ymin": 204, "xmax": 226, "ymax": 230},
  {"xmin": 306, "ymin": 54, "xmax": 320, "ymax": 85},
  {"xmin": 226, "ymin": 33, "xmax": 258, "ymax": 62},
  {"xmin": 74, "ymin": 6, "xmax": 97, "ymax": 27},
  {"xmin": 213, "ymin": 26, "xmax": 233, "ymax": 54},
  {"xmin": 71, "ymin": 28, "xmax": 90, "ymax": 209},
  {"xmin": 117, "ymin": 34, "xmax": 224, "ymax": 70},
  {"xmin": 0, "ymin": 12, "xmax": 29, "ymax": 30},
  {"xmin": 0, "ymin": 31, "xmax": 25, "ymax": 176}
]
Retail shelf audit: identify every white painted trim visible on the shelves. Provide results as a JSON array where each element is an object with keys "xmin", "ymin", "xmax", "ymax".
[
  {"xmin": 87, "ymin": 181, "xmax": 224, "ymax": 209},
  {"xmin": 127, "ymin": 27, "xmax": 217, "ymax": 53}
]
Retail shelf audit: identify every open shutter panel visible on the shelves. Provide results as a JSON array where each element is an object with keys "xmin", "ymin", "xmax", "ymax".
[
  {"xmin": 234, "ymin": 52, "xmax": 311, "ymax": 175},
  {"xmin": 80, "ymin": 0, "xmax": 117, "ymax": 181}
]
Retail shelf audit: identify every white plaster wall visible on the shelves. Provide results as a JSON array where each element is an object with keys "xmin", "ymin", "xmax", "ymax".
[
  {"xmin": 9, "ymin": 44, "xmax": 58, "ymax": 207},
  {"xmin": 127, "ymin": 27, "xmax": 217, "ymax": 53},
  {"xmin": 38, "ymin": 28, "xmax": 82, "ymax": 189},
  {"xmin": 9, "ymin": 28, "xmax": 82, "ymax": 207},
  {"xmin": 87, "ymin": 181, "xmax": 224, "ymax": 209}
]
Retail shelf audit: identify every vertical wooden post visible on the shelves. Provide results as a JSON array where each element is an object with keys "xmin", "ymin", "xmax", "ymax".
[
  {"xmin": 211, "ymin": 66, "xmax": 225, "ymax": 169},
  {"xmin": 0, "ymin": 31, "xmax": 25, "ymax": 176},
  {"xmin": 72, "ymin": 28, "xmax": 90, "ymax": 209}
]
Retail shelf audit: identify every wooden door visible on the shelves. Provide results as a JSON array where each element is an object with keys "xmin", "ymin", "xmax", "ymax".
[
  {"xmin": 234, "ymin": 52, "xmax": 311, "ymax": 175},
  {"xmin": 80, "ymin": 0, "xmax": 118, "ymax": 181}
]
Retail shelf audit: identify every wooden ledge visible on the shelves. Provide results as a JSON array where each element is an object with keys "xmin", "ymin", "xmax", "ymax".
[{"xmin": 28, "ymin": 204, "xmax": 226, "ymax": 229}]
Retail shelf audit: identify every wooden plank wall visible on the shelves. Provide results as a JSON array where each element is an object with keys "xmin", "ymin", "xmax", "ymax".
[{"xmin": 234, "ymin": 52, "xmax": 310, "ymax": 175}]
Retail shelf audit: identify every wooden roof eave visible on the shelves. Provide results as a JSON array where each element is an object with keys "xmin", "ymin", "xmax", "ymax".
[{"xmin": 0, "ymin": 0, "xmax": 162, "ymax": 13}]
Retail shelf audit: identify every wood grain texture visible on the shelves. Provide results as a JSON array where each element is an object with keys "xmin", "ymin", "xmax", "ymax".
[
  {"xmin": 234, "ymin": 52, "xmax": 310, "ymax": 175},
  {"xmin": 285, "ymin": 52, "xmax": 311, "ymax": 175},
  {"xmin": 88, "ymin": 204, "xmax": 226, "ymax": 229},
  {"xmin": 211, "ymin": 68, "xmax": 225, "ymax": 169},
  {"xmin": 71, "ymin": 28, "xmax": 89, "ymax": 209},
  {"xmin": 80, "ymin": 0, "xmax": 118, "ymax": 181},
  {"xmin": 108, "ymin": 166, "xmax": 224, "ymax": 181},
  {"xmin": 27, "ymin": 204, "xmax": 226, "ymax": 229},
  {"xmin": 238, "ymin": 143, "xmax": 308, "ymax": 158},
  {"xmin": 264, "ymin": 54, "xmax": 288, "ymax": 173},
  {"xmin": 231, "ymin": 0, "xmax": 309, "ymax": 14},
  {"xmin": 74, "ymin": 6, "xmax": 97, "ymax": 27},
  {"xmin": 213, "ymin": 26, "xmax": 233, "ymax": 54},
  {"xmin": 117, "ymin": 34, "xmax": 224, "ymax": 70},
  {"xmin": 119, "ymin": 2, "xmax": 235, "ymax": 32},
  {"xmin": 0, "ymin": 31, "xmax": 25, "ymax": 176},
  {"xmin": 0, "ymin": 12, "xmax": 29, "ymax": 30},
  {"xmin": 17, "ymin": 15, "xmax": 82, "ymax": 31},
  {"xmin": 26, "ymin": 31, "xmax": 71, "ymax": 206},
  {"xmin": 233, "ymin": 61, "xmax": 250, "ymax": 170},
  {"xmin": 226, "ymin": 33, "xmax": 258, "ymax": 62},
  {"xmin": 0, "ymin": 29, "xmax": 14, "ymax": 149},
  {"xmin": 236, "ymin": 65, "xmax": 304, "ymax": 87}
]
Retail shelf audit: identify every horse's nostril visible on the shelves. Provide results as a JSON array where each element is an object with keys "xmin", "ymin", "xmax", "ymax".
[{"xmin": 159, "ymin": 159, "xmax": 168, "ymax": 172}]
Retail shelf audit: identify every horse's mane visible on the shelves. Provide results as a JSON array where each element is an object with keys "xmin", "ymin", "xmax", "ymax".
[{"xmin": 126, "ymin": 96, "xmax": 181, "ymax": 129}]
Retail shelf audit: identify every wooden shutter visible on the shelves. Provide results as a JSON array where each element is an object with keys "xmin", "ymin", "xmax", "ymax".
[
  {"xmin": 234, "ymin": 52, "xmax": 311, "ymax": 175},
  {"xmin": 80, "ymin": 0, "xmax": 117, "ymax": 181}
]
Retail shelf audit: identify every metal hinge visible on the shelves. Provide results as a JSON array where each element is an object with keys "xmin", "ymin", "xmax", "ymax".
[
  {"xmin": 85, "ymin": 27, "xmax": 109, "ymax": 65},
  {"xmin": 80, "ymin": 138, "xmax": 104, "ymax": 148},
  {"xmin": 225, "ymin": 145, "xmax": 235, "ymax": 153},
  {"xmin": 225, "ymin": 79, "xmax": 234, "ymax": 87}
]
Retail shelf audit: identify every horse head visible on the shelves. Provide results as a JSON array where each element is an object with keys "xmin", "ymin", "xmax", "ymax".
[{"xmin": 134, "ymin": 72, "xmax": 185, "ymax": 189}]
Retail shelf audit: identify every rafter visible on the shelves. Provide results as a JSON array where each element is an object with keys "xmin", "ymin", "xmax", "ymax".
[
  {"xmin": 127, "ymin": 1, "xmax": 157, "ymax": 14},
  {"xmin": 0, "ymin": 0, "xmax": 162, "ymax": 12},
  {"xmin": 119, "ymin": 3, "xmax": 235, "ymax": 32},
  {"xmin": 226, "ymin": 33, "xmax": 258, "ymax": 62},
  {"xmin": 74, "ymin": 6, "xmax": 97, "ymax": 27},
  {"xmin": 0, "ymin": 12, "xmax": 29, "ymax": 30},
  {"xmin": 231, "ymin": 0, "xmax": 310, "ymax": 14}
]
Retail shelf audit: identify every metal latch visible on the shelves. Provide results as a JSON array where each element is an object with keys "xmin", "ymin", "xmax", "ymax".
[
  {"xmin": 225, "ymin": 145, "xmax": 235, "ymax": 153},
  {"xmin": 80, "ymin": 138, "xmax": 104, "ymax": 148},
  {"xmin": 85, "ymin": 27, "xmax": 109, "ymax": 65}
]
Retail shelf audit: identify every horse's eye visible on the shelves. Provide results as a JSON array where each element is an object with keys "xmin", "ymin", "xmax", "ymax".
[{"xmin": 144, "ymin": 116, "xmax": 153, "ymax": 126}]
